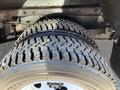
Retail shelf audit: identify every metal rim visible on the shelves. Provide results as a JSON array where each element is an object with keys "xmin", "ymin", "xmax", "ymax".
[{"xmin": 20, "ymin": 79, "xmax": 94, "ymax": 90}]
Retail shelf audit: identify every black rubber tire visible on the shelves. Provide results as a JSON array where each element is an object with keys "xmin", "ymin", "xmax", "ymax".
[
  {"xmin": 0, "ymin": 18, "xmax": 118, "ymax": 90},
  {"xmin": 14, "ymin": 18, "xmax": 98, "ymax": 50}
]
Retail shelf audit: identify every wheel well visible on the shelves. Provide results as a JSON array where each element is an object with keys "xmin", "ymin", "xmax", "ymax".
[{"xmin": 37, "ymin": 13, "xmax": 82, "ymax": 25}]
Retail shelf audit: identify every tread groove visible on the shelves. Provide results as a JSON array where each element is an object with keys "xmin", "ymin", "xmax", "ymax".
[
  {"xmin": 47, "ymin": 46, "xmax": 53, "ymax": 60},
  {"xmin": 74, "ymin": 49, "xmax": 80, "ymax": 63},
  {"xmin": 63, "ymin": 36, "xmax": 68, "ymax": 43},
  {"xmin": 22, "ymin": 50, "xmax": 26, "ymax": 63},
  {"xmin": 38, "ymin": 47, "xmax": 43, "ymax": 60},
  {"xmin": 40, "ymin": 25, "xmax": 43, "ymax": 31},
  {"xmin": 8, "ymin": 55, "xmax": 12, "ymax": 67},
  {"xmin": 30, "ymin": 29, "xmax": 33, "ymax": 34},
  {"xmin": 66, "ymin": 48, "xmax": 72, "ymax": 62},
  {"xmin": 15, "ymin": 52, "xmax": 18, "ymax": 64},
  {"xmin": 55, "ymin": 35, "xmax": 60, "ymax": 42},
  {"xmin": 57, "ymin": 46, "xmax": 62, "ymax": 60},
  {"xmin": 48, "ymin": 36, "xmax": 52, "ymax": 41},
  {"xmin": 41, "ymin": 37, "xmax": 44, "ymax": 42},
  {"xmin": 34, "ymin": 38, "xmax": 37, "ymax": 43},
  {"xmin": 35, "ymin": 26, "xmax": 38, "ymax": 32},
  {"xmin": 81, "ymin": 51, "xmax": 88, "ymax": 65},
  {"xmin": 28, "ymin": 39, "xmax": 30, "ymax": 44},
  {"xmin": 45, "ymin": 24, "xmax": 49, "ymax": 30},
  {"xmin": 30, "ymin": 48, "xmax": 34, "ymax": 61},
  {"xmin": 50, "ymin": 23, "xmax": 54, "ymax": 29}
]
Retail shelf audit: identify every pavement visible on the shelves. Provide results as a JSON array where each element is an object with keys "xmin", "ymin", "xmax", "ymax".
[
  {"xmin": 95, "ymin": 40, "xmax": 114, "ymax": 65},
  {"xmin": 0, "ymin": 40, "xmax": 14, "ymax": 61}
]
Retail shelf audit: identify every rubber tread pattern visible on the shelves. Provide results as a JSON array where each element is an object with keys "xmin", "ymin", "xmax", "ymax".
[
  {"xmin": 0, "ymin": 35, "xmax": 117, "ymax": 85},
  {"xmin": 14, "ymin": 18, "xmax": 98, "ymax": 50}
]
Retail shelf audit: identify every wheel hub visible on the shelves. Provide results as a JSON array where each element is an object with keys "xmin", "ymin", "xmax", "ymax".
[{"xmin": 21, "ymin": 81, "xmax": 84, "ymax": 90}]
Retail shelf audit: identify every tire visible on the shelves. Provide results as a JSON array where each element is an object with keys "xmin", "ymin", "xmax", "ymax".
[
  {"xmin": 0, "ymin": 18, "xmax": 118, "ymax": 90},
  {"xmin": 14, "ymin": 18, "xmax": 98, "ymax": 50}
]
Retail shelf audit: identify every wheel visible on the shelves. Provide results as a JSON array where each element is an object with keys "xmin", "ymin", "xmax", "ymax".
[{"xmin": 0, "ymin": 18, "xmax": 117, "ymax": 90}]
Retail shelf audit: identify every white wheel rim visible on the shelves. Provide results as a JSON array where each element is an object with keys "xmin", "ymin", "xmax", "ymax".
[{"xmin": 21, "ymin": 81, "xmax": 85, "ymax": 90}]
